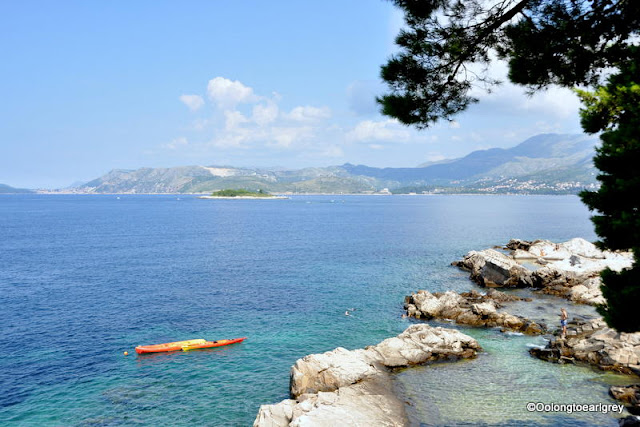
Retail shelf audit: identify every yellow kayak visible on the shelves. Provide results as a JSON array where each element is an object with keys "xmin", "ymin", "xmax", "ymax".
[{"xmin": 135, "ymin": 339, "xmax": 207, "ymax": 354}]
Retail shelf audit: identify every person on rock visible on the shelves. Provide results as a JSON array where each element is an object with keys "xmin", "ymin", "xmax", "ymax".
[{"xmin": 560, "ymin": 308, "xmax": 568, "ymax": 338}]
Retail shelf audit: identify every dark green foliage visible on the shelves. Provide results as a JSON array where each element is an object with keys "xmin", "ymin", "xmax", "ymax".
[
  {"xmin": 598, "ymin": 259, "xmax": 640, "ymax": 333},
  {"xmin": 210, "ymin": 189, "xmax": 272, "ymax": 197},
  {"xmin": 578, "ymin": 52, "xmax": 640, "ymax": 251},
  {"xmin": 381, "ymin": 0, "xmax": 640, "ymax": 331},
  {"xmin": 379, "ymin": 0, "xmax": 528, "ymax": 126},
  {"xmin": 576, "ymin": 50, "xmax": 640, "ymax": 331},
  {"xmin": 380, "ymin": 0, "xmax": 640, "ymax": 125},
  {"xmin": 499, "ymin": 1, "xmax": 640, "ymax": 90}
]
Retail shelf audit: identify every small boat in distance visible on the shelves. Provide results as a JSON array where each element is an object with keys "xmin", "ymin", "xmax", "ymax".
[{"xmin": 135, "ymin": 337, "xmax": 246, "ymax": 354}]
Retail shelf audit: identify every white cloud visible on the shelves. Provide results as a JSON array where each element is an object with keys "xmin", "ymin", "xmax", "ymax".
[
  {"xmin": 268, "ymin": 126, "xmax": 313, "ymax": 148},
  {"xmin": 164, "ymin": 136, "xmax": 188, "ymax": 150},
  {"xmin": 533, "ymin": 120, "xmax": 566, "ymax": 133},
  {"xmin": 207, "ymin": 77, "xmax": 259, "ymax": 108},
  {"xmin": 253, "ymin": 102, "xmax": 279, "ymax": 126},
  {"xmin": 449, "ymin": 120, "xmax": 460, "ymax": 129},
  {"xmin": 285, "ymin": 106, "xmax": 331, "ymax": 122},
  {"xmin": 468, "ymin": 57, "xmax": 581, "ymax": 120},
  {"xmin": 476, "ymin": 83, "xmax": 581, "ymax": 119},
  {"xmin": 347, "ymin": 119, "xmax": 410, "ymax": 142},
  {"xmin": 190, "ymin": 117, "xmax": 210, "ymax": 131},
  {"xmin": 425, "ymin": 153, "xmax": 446, "ymax": 162},
  {"xmin": 318, "ymin": 145, "xmax": 344, "ymax": 158},
  {"xmin": 179, "ymin": 94, "xmax": 204, "ymax": 111},
  {"xmin": 210, "ymin": 127, "xmax": 253, "ymax": 149},
  {"xmin": 208, "ymin": 119, "xmax": 316, "ymax": 151},
  {"xmin": 178, "ymin": 78, "xmax": 337, "ymax": 156},
  {"xmin": 224, "ymin": 110, "xmax": 249, "ymax": 131},
  {"xmin": 521, "ymin": 87, "xmax": 581, "ymax": 118}
]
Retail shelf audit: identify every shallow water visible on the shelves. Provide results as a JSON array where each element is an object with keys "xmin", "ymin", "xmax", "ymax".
[
  {"xmin": 0, "ymin": 194, "xmax": 634, "ymax": 425},
  {"xmin": 396, "ymin": 324, "xmax": 630, "ymax": 426}
]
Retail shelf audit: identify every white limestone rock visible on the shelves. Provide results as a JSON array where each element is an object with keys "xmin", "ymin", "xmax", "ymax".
[
  {"xmin": 254, "ymin": 324, "xmax": 481, "ymax": 427},
  {"xmin": 254, "ymin": 400, "xmax": 296, "ymax": 427},
  {"xmin": 570, "ymin": 277, "xmax": 605, "ymax": 305},
  {"xmin": 290, "ymin": 347, "xmax": 379, "ymax": 397},
  {"xmin": 454, "ymin": 238, "xmax": 633, "ymax": 305},
  {"xmin": 530, "ymin": 318, "xmax": 640, "ymax": 375},
  {"xmin": 471, "ymin": 301, "xmax": 497, "ymax": 317}
]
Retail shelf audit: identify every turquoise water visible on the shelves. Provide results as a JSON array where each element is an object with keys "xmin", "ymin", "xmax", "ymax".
[
  {"xmin": 0, "ymin": 194, "xmax": 632, "ymax": 425},
  {"xmin": 397, "ymin": 325, "xmax": 631, "ymax": 426}
]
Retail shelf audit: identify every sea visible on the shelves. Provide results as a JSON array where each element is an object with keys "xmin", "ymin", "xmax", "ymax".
[{"xmin": 0, "ymin": 194, "xmax": 634, "ymax": 426}]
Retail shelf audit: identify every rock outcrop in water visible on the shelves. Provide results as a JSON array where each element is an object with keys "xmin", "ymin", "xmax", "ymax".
[
  {"xmin": 452, "ymin": 238, "xmax": 632, "ymax": 305},
  {"xmin": 403, "ymin": 289, "xmax": 546, "ymax": 334},
  {"xmin": 253, "ymin": 324, "xmax": 481, "ymax": 427},
  {"xmin": 529, "ymin": 317, "xmax": 640, "ymax": 375},
  {"xmin": 610, "ymin": 384, "xmax": 640, "ymax": 416}
]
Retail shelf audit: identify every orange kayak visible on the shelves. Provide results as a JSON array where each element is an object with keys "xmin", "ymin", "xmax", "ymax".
[
  {"xmin": 135, "ymin": 337, "xmax": 246, "ymax": 354},
  {"xmin": 181, "ymin": 337, "xmax": 247, "ymax": 351}
]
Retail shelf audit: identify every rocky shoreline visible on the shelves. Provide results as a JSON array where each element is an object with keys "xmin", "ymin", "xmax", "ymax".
[
  {"xmin": 253, "ymin": 324, "xmax": 480, "ymax": 426},
  {"xmin": 452, "ymin": 238, "xmax": 632, "ymax": 305},
  {"xmin": 611, "ymin": 385, "xmax": 640, "ymax": 416},
  {"xmin": 404, "ymin": 289, "xmax": 546, "ymax": 334},
  {"xmin": 529, "ymin": 317, "xmax": 640, "ymax": 375},
  {"xmin": 255, "ymin": 238, "xmax": 639, "ymax": 426}
]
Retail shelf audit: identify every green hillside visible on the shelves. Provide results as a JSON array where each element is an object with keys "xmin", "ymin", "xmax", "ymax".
[
  {"xmin": 0, "ymin": 183, "xmax": 33, "ymax": 193},
  {"xmin": 74, "ymin": 133, "xmax": 599, "ymax": 195}
]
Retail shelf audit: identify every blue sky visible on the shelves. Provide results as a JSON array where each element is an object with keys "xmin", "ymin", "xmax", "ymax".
[{"xmin": 1, "ymin": 1, "xmax": 583, "ymax": 188}]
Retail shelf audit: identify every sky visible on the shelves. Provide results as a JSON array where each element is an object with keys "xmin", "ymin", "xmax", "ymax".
[{"xmin": 0, "ymin": 1, "xmax": 584, "ymax": 189}]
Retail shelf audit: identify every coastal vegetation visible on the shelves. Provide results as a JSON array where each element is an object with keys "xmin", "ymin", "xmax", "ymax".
[
  {"xmin": 72, "ymin": 134, "xmax": 596, "ymax": 195},
  {"xmin": 0, "ymin": 183, "xmax": 33, "ymax": 193},
  {"xmin": 209, "ymin": 189, "xmax": 273, "ymax": 197},
  {"xmin": 380, "ymin": 0, "xmax": 639, "ymax": 332},
  {"xmin": 578, "ymin": 52, "xmax": 640, "ymax": 332}
]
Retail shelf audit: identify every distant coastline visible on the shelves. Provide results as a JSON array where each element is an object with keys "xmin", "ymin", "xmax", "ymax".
[
  {"xmin": 18, "ymin": 191, "xmax": 587, "ymax": 197},
  {"xmin": 198, "ymin": 195, "xmax": 289, "ymax": 200},
  {"xmin": 7, "ymin": 134, "xmax": 600, "ymax": 195}
]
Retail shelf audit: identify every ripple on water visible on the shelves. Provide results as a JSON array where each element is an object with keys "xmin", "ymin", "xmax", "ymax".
[
  {"xmin": 394, "ymin": 324, "xmax": 629, "ymax": 426},
  {"xmin": 2, "ymin": 194, "xmax": 627, "ymax": 426}
]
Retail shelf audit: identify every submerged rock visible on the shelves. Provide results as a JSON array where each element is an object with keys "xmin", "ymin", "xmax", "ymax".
[
  {"xmin": 619, "ymin": 415, "xmax": 640, "ymax": 426},
  {"xmin": 254, "ymin": 324, "xmax": 481, "ymax": 427},
  {"xmin": 404, "ymin": 289, "xmax": 545, "ymax": 335},
  {"xmin": 529, "ymin": 318, "xmax": 640, "ymax": 375},
  {"xmin": 453, "ymin": 238, "xmax": 633, "ymax": 305},
  {"xmin": 610, "ymin": 385, "xmax": 640, "ymax": 416}
]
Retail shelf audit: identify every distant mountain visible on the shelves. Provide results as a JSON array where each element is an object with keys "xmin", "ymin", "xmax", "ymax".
[
  {"xmin": 76, "ymin": 165, "xmax": 382, "ymax": 194},
  {"xmin": 343, "ymin": 134, "xmax": 597, "ymax": 183},
  {"xmin": 0, "ymin": 183, "xmax": 33, "ymax": 193},
  {"xmin": 73, "ymin": 133, "xmax": 599, "ymax": 195}
]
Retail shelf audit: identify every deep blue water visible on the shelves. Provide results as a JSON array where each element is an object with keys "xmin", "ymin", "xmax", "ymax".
[{"xmin": 0, "ymin": 195, "xmax": 630, "ymax": 425}]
